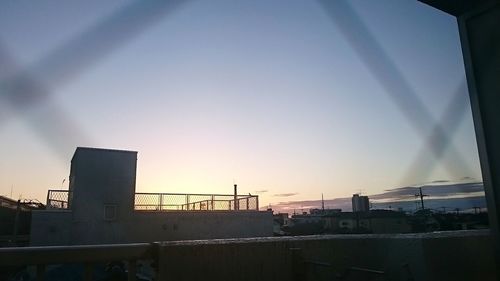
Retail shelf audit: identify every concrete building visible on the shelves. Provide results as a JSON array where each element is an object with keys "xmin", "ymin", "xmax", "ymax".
[
  {"xmin": 30, "ymin": 147, "xmax": 273, "ymax": 246},
  {"xmin": 352, "ymin": 194, "xmax": 369, "ymax": 212}
]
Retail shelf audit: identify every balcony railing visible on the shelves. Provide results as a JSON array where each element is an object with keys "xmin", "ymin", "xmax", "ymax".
[
  {"xmin": 0, "ymin": 231, "xmax": 495, "ymax": 281},
  {"xmin": 46, "ymin": 190, "xmax": 259, "ymax": 211},
  {"xmin": 0, "ymin": 242, "xmax": 155, "ymax": 281}
]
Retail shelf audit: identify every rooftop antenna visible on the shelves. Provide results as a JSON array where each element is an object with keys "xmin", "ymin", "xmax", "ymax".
[
  {"xmin": 233, "ymin": 183, "xmax": 238, "ymax": 211},
  {"xmin": 10, "ymin": 185, "xmax": 13, "ymax": 198},
  {"xmin": 321, "ymin": 193, "xmax": 325, "ymax": 213}
]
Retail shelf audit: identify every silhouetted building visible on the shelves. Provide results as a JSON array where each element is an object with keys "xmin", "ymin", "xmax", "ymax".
[
  {"xmin": 31, "ymin": 147, "xmax": 272, "ymax": 246},
  {"xmin": 352, "ymin": 194, "xmax": 369, "ymax": 212},
  {"xmin": 309, "ymin": 208, "xmax": 341, "ymax": 215}
]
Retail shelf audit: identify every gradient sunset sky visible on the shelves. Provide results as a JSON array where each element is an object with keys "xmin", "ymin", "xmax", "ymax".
[{"xmin": 0, "ymin": 0, "xmax": 482, "ymax": 208}]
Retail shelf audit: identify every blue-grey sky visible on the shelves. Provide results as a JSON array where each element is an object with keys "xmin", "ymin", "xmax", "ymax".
[{"xmin": 0, "ymin": 0, "xmax": 482, "ymax": 207}]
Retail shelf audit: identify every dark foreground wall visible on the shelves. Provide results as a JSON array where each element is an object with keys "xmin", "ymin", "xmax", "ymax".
[
  {"xmin": 157, "ymin": 230, "xmax": 496, "ymax": 281},
  {"xmin": 30, "ymin": 210, "xmax": 273, "ymax": 245}
]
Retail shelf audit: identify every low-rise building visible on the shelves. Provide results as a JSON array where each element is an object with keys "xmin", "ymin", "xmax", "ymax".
[{"xmin": 30, "ymin": 147, "xmax": 273, "ymax": 246}]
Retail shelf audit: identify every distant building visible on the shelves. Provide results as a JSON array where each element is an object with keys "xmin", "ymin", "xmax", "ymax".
[
  {"xmin": 272, "ymin": 213, "xmax": 289, "ymax": 236},
  {"xmin": 352, "ymin": 194, "xmax": 369, "ymax": 212},
  {"xmin": 30, "ymin": 147, "xmax": 273, "ymax": 246},
  {"xmin": 285, "ymin": 209, "xmax": 411, "ymax": 235},
  {"xmin": 0, "ymin": 196, "xmax": 43, "ymax": 246},
  {"xmin": 309, "ymin": 208, "xmax": 342, "ymax": 215}
]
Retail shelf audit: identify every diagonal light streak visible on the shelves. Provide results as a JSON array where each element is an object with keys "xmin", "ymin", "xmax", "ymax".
[
  {"xmin": 402, "ymin": 79, "xmax": 472, "ymax": 182},
  {"xmin": 0, "ymin": 0, "xmax": 190, "ymax": 159},
  {"xmin": 401, "ymin": 79, "xmax": 471, "ymax": 183},
  {"xmin": 318, "ymin": 0, "xmax": 473, "ymax": 182},
  {"xmin": 0, "ymin": 44, "xmax": 93, "ymax": 159},
  {"xmin": 28, "ymin": 0, "xmax": 188, "ymax": 88}
]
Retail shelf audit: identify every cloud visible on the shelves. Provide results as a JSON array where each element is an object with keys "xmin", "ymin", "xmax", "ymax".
[
  {"xmin": 254, "ymin": 189, "xmax": 268, "ymax": 194},
  {"xmin": 431, "ymin": 180, "xmax": 449, "ymax": 183},
  {"xmin": 267, "ymin": 182, "xmax": 486, "ymax": 213},
  {"xmin": 273, "ymin": 193, "xmax": 298, "ymax": 197},
  {"xmin": 374, "ymin": 182, "xmax": 484, "ymax": 201},
  {"xmin": 267, "ymin": 197, "xmax": 351, "ymax": 212}
]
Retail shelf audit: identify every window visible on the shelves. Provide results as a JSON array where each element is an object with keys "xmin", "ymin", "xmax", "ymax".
[{"xmin": 104, "ymin": 205, "xmax": 117, "ymax": 221}]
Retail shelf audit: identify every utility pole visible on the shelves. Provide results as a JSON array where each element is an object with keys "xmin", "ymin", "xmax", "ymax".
[{"xmin": 415, "ymin": 187, "xmax": 429, "ymax": 210}]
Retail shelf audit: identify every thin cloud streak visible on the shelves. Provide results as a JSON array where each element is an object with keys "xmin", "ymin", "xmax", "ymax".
[
  {"xmin": 273, "ymin": 193, "xmax": 299, "ymax": 197},
  {"xmin": 269, "ymin": 182, "xmax": 485, "ymax": 212}
]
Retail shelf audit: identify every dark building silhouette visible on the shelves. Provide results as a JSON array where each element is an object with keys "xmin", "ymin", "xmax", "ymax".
[
  {"xmin": 352, "ymin": 194, "xmax": 369, "ymax": 212},
  {"xmin": 31, "ymin": 147, "xmax": 272, "ymax": 246}
]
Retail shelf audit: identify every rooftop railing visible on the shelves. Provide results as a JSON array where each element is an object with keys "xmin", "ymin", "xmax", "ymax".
[
  {"xmin": 46, "ymin": 190, "xmax": 71, "ymax": 210},
  {"xmin": 134, "ymin": 192, "xmax": 259, "ymax": 211},
  {"xmin": 46, "ymin": 190, "xmax": 259, "ymax": 211}
]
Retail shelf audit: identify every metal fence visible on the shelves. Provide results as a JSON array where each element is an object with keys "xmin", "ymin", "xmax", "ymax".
[
  {"xmin": 134, "ymin": 193, "xmax": 259, "ymax": 211},
  {"xmin": 46, "ymin": 190, "xmax": 71, "ymax": 209},
  {"xmin": 46, "ymin": 190, "xmax": 259, "ymax": 211}
]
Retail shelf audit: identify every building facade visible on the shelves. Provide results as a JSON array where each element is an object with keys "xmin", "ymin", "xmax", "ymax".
[
  {"xmin": 30, "ymin": 147, "xmax": 273, "ymax": 246},
  {"xmin": 352, "ymin": 194, "xmax": 369, "ymax": 212}
]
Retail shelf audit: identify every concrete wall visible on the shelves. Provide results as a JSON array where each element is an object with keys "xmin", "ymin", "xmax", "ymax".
[
  {"xmin": 126, "ymin": 211, "xmax": 273, "ymax": 242},
  {"xmin": 69, "ymin": 147, "xmax": 137, "ymax": 223},
  {"xmin": 30, "ymin": 210, "xmax": 72, "ymax": 246},
  {"xmin": 31, "ymin": 210, "xmax": 273, "ymax": 246},
  {"xmin": 157, "ymin": 230, "xmax": 497, "ymax": 281}
]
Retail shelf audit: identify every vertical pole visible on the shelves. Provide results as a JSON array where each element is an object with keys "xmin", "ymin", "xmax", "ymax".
[
  {"xmin": 211, "ymin": 195, "xmax": 214, "ymax": 210},
  {"xmin": 256, "ymin": 196, "xmax": 259, "ymax": 211},
  {"xmin": 159, "ymin": 194, "xmax": 163, "ymax": 211},
  {"xmin": 419, "ymin": 188, "xmax": 425, "ymax": 210},
  {"xmin": 186, "ymin": 195, "xmax": 190, "ymax": 211},
  {"xmin": 246, "ymin": 197, "xmax": 249, "ymax": 210},
  {"xmin": 46, "ymin": 191, "xmax": 50, "ymax": 209},
  {"xmin": 234, "ymin": 184, "xmax": 238, "ymax": 210}
]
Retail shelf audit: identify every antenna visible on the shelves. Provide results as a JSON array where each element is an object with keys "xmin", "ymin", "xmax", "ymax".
[{"xmin": 321, "ymin": 193, "xmax": 325, "ymax": 213}]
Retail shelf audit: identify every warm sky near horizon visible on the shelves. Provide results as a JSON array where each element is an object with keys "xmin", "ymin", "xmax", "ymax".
[{"xmin": 0, "ymin": 0, "xmax": 483, "ymax": 208}]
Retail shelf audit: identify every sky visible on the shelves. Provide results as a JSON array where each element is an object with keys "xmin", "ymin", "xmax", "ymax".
[
  {"xmin": 0, "ymin": 0, "xmax": 483, "ymax": 209},
  {"xmin": 270, "ymin": 180, "xmax": 486, "ymax": 213}
]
